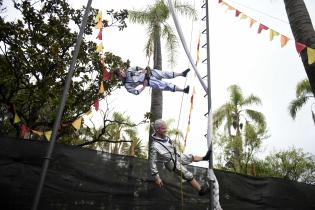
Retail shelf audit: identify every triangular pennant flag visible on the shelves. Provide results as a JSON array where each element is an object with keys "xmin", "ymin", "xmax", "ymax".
[
  {"xmin": 84, "ymin": 110, "xmax": 92, "ymax": 116},
  {"xmin": 257, "ymin": 24, "xmax": 268, "ymax": 34},
  {"xmin": 295, "ymin": 42, "xmax": 306, "ymax": 53},
  {"xmin": 225, "ymin": 5, "xmax": 234, "ymax": 13},
  {"xmin": 235, "ymin": 10, "xmax": 241, "ymax": 17},
  {"xmin": 20, "ymin": 124, "xmax": 30, "ymax": 138},
  {"xmin": 44, "ymin": 131, "xmax": 52, "ymax": 141},
  {"xmin": 269, "ymin": 29, "xmax": 279, "ymax": 41},
  {"xmin": 94, "ymin": 99, "xmax": 99, "ymax": 111},
  {"xmin": 240, "ymin": 14, "xmax": 247, "ymax": 20},
  {"xmin": 249, "ymin": 18, "xmax": 256, "ymax": 28},
  {"xmin": 96, "ymin": 29, "xmax": 103, "ymax": 40},
  {"xmin": 14, "ymin": 113, "xmax": 21, "ymax": 124},
  {"xmin": 280, "ymin": 35, "xmax": 289, "ymax": 48},
  {"xmin": 307, "ymin": 47, "xmax": 315, "ymax": 65},
  {"xmin": 218, "ymin": 0, "xmax": 222, "ymax": 3},
  {"xmin": 99, "ymin": 82, "xmax": 105, "ymax": 94},
  {"xmin": 96, "ymin": 43, "xmax": 104, "ymax": 53},
  {"xmin": 31, "ymin": 130, "xmax": 44, "ymax": 136},
  {"xmin": 103, "ymin": 68, "xmax": 110, "ymax": 81},
  {"xmin": 95, "ymin": 20, "xmax": 103, "ymax": 29},
  {"xmin": 95, "ymin": 10, "xmax": 102, "ymax": 23},
  {"xmin": 72, "ymin": 117, "xmax": 83, "ymax": 131}
]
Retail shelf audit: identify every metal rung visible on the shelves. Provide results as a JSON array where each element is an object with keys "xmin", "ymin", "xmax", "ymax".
[
  {"xmin": 204, "ymin": 134, "xmax": 207, "ymax": 138},
  {"xmin": 202, "ymin": 75, "xmax": 208, "ymax": 79},
  {"xmin": 202, "ymin": 43, "xmax": 207, "ymax": 48},
  {"xmin": 202, "ymin": 29, "xmax": 207, "ymax": 34},
  {"xmin": 201, "ymin": 3, "xmax": 206, "ymax": 8},
  {"xmin": 204, "ymin": 93, "xmax": 208, "ymax": 97},
  {"xmin": 202, "ymin": 58, "xmax": 207, "ymax": 63},
  {"xmin": 204, "ymin": 112, "xmax": 209, "ymax": 117},
  {"xmin": 202, "ymin": 16, "xmax": 206, "ymax": 21}
]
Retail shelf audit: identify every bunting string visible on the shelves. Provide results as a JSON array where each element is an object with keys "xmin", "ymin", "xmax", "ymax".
[{"xmin": 219, "ymin": 0, "xmax": 315, "ymax": 64}]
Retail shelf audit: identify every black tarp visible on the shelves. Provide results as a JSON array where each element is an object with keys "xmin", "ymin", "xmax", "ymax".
[{"xmin": 0, "ymin": 137, "xmax": 314, "ymax": 210}]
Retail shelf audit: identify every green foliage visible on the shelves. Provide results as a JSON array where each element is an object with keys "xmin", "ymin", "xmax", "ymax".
[
  {"xmin": 213, "ymin": 84, "xmax": 268, "ymax": 174},
  {"xmin": 0, "ymin": 0, "xmax": 128, "ymax": 140},
  {"xmin": 128, "ymin": 0, "xmax": 196, "ymax": 67},
  {"xmin": 288, "ymin": 78, "xmax": 314, "ymax": 124},
  {"xmin": 255, "ymin": 147, "xmax": 315, "ymax": 184}
]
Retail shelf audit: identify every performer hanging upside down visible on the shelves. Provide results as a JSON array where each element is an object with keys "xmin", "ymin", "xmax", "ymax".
[
  {"xmin": 113, "ymin": 66, "xmax": 191, "ymax": 95},
  {"xmin": 149, "ymin": 119, "xmax": 211, "ymax": 196}
]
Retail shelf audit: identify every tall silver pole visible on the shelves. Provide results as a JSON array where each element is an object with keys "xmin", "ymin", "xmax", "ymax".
[
  {"xmin": 205, "ymin": 0, "xmax": 214, "ymax": 209},
  {"xmin": 31, "ymin": 0, "xmax": 93, "ymax": 209}
]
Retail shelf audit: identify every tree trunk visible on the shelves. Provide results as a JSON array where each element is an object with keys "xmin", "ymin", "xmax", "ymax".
[
  {"xmin": 283, "ymin": 0, "xmax": 315, "ymax": 96},
  {"xmin": 148, "ymin": 31, "xmax": 163, "ymax": 154}
]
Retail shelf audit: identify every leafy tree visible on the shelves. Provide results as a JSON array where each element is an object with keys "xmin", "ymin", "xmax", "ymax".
[
  {"xmin": 128, "ymin": 0, "xmax": 196, "ymax": 152},
  {"xmin": 283, "ymin": 0, "xmax": 315, "ymax": 96},
  {"xmin": 255, "ymin": 147, "xmax": 315, "ymax": 184},
  {"xmin": 213, "ymin": 84, "xmax": 268, "ymax": 174},
  {"xmin": 0, "ymin": 0, "xmax": 128, "ymax": 140},
  {"xmin": 288, "ymin": 78, "xmax": 315, "ymax": 124}
]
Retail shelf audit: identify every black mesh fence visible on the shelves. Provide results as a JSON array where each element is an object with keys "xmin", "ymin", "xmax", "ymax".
[{"xmin": 0, "ymin": 137, "xmax": 314, "ymax": 210}]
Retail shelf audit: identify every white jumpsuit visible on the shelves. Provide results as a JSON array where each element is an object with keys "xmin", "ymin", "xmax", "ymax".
[{"xmin": 123, "ymin": 66, "xmax": 177, "ymax": 95}]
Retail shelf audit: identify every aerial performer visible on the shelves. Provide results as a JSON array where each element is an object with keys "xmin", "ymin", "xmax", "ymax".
[
  {"xmin": 149, "ymin": 119, "xmax": 212, "ymax": 196},
  {"xmin": 113, "ymin": 65, "xmax": 191, "ymax": 95}
]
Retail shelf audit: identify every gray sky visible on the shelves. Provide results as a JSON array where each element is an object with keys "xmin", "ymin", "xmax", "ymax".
[{"xmin": 3, "ymin": 0, "xmax": 314, "ymax": 163}]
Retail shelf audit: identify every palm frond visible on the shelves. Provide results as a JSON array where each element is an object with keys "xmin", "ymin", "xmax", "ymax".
[
  {"xmin": 242, "ymin": 94, "xmax": 262, "ymax": 107},
  {"xmin": 162, "ymin": 23, "xmax": 178, "ymax": 67},
  {"xmin": 174, "ymin": 1, "xmax": 197, "ymax": 20},
  {"xmin": 128, "ymin": 10, "xmax": 152, "ymax": 24},
  {"xmin": 228, "ymin": 84, "xmax": 244, "ymax": 106},
  {"xmin": 288, "ymin": 96, "xmax": 308, "ymax": 119},
  {"xmin": 296, "ymin": 79, "xmax": 312, "ymax": 97},
  {"xmin": 245, "ymin": 109, "xmax": 266, "ymax": 129}
]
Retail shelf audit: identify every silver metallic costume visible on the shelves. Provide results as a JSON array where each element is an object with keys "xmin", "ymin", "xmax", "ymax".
[
  {"xmin": 124, "ymin": 66, "xmax": 176, "ymax": 95},
  {"xmin": 149, "ymin": 132, "xmax": 194, "ymax": 181}
]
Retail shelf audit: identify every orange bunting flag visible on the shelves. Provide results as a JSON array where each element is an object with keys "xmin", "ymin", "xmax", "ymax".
[
  {"xmin": 14, "ymin": 113, "xmax": 21, "ymax": 124},
  {"xmin": 225, "ymin": 5, "xmax": 234, "ymax": 13},
  {"xmin": 45, "ymin": 131, "xmax": 52, "ymax": 141},
  {"xmin": 249, "ymin": 18, "xmax": 256, "ymax": 28},
  {"xmin": 99, "ymin": 82, "xmax": 105, "ymax": 94},
  {"xmin": 295, "ymin": 42, "xmax": 306, "ymax": 53},
  {"xmin": 235, "ymin": 10, "xmax": 241, "ymax": 17},
  {"xmin": 269, "ymin": 29, "xmax": 279, "ymax": 41},
  {"xmin": 307, "ymin": 47, "xmax": 315, "ymax": 65},
  {"xmin": 96, "ymin": 43, "xmax": 104, "ymax": 53},
  {"xmin": 257, "ymin": 24, "xmax": 268, "ymax": 34},
  {"xmin": 72, "ymin": 117, "xmax": 83, "ymax": 131},
  {"xmin": 95, "ymin": 20, "xmax": 103, "ymax": 29},
  {"xmin": 94, "ymin": 99, "xmax": 99, "ymax": 111},
  {"xmin": 96, "ymin": 29, "xmax": 103, "ymax": 40},
  {"xmin": 280, "ymin": 35, "xmax": 289, "ymax": 48},
  {"xmin": 103, "ymin": 68, "xmax": 110, "ymax": 81},
  {"xmin": 95, "ymin": 10, "xmax": 102, "ymax": 24}
]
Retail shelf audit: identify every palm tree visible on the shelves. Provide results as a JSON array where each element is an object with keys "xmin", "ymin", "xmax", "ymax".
[
  {"xmin": 283, "ymin": 0, "xmax": 315, "ymax": 96},
  {"xmin": 288, "ymin": 79, "xmax": 315, "ymax": 124},
  {"xmin": 128, "ymin": 0, "xmax": 196, "ymax": 151},
  {"xmin": 213, "ymin": 84, "xmax": 266, "ymax": 173},
  {"xmin": 213, "ymin": 85, "xmax": 266, "ymax": 136}
]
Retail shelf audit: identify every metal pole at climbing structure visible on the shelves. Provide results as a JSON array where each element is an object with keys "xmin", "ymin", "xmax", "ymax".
[
  {"xmin": 205, "ymin": 0, "xmax": 214, "ymax": 210},
  {"xmin": 31, "ymin": 0, "xmax": 93, "ymax": 209}
]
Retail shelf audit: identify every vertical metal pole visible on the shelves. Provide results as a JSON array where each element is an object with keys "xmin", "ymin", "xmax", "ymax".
[
  {"xmin": 31, "ymin": 0, "xmax": 93, "ymax": 209},
  {"xmin": 205, "ymin": 0, "xmax": 214, "ymax": 210}
]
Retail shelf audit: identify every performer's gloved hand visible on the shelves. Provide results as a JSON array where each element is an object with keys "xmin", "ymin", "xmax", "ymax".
[{"xmin": 155, "ymin": 177, "xmax": 164, "ymax": 188}]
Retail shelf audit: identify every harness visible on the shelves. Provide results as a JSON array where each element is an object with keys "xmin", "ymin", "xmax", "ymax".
[{"xmin": 155, "ymin": 137, "xmax": 178, "ymax": 172}]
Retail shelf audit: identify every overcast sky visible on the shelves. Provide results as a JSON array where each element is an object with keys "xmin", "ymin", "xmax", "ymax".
[{"xmin": 3, "ymin": 0, "xmax": 315, "ymax": 164}]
